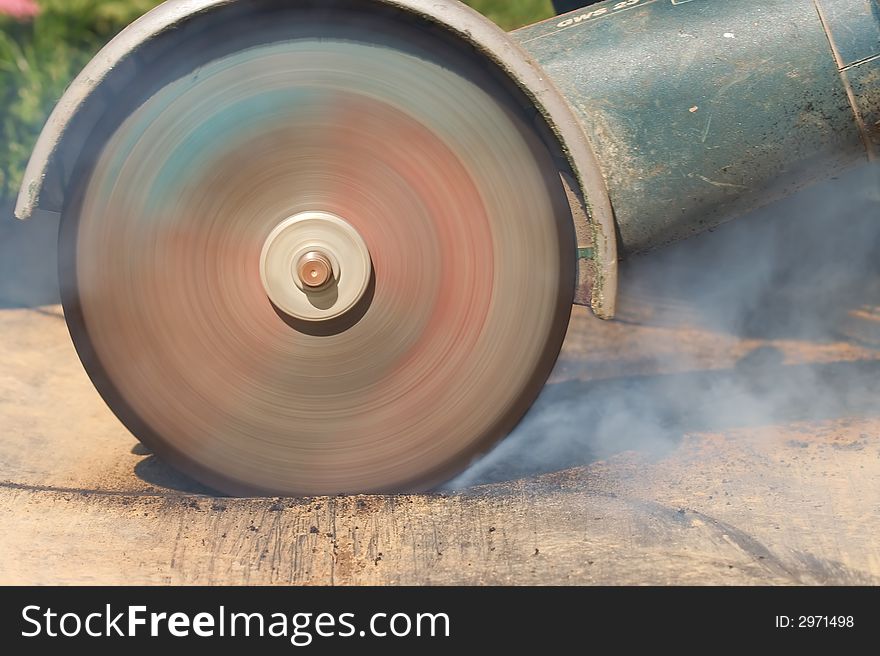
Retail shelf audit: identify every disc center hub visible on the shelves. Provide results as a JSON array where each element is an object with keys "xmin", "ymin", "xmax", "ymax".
[
  {"xmin": 297, "ymin": 250, "xmax": 334, "ymax": 289},
  {"xmin": 260, "ymin": 212, "xmax": 372, "ymax": 322}
]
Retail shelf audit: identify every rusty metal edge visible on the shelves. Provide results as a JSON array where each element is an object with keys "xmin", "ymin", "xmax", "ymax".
[{"xmin": 13, "ymin": 0, "xmax": 617, "ymax": 317}]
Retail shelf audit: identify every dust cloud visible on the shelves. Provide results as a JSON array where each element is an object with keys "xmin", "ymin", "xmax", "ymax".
[{"xmin": 449, "ymin": 163, "xmax": 880, "ymax": 488}]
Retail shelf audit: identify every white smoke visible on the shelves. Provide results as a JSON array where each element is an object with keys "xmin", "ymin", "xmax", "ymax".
[{"xmin": 449, "ymin": 162, "xmax": 880, "ymax": 488}]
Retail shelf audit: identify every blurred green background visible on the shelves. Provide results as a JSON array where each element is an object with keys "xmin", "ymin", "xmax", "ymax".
[{"xmin": 0, "ymin": 0, "xmax": 554, "ymax": 203}]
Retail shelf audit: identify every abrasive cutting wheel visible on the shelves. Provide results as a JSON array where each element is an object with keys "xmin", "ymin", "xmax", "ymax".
[{"xmin": 60, "ymin": 4, "xmax": 575, "ymax": 495}]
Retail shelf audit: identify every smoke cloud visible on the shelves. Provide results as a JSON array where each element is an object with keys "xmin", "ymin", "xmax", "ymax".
[{"xmin": 449, "ymin": 162, "xmax": 880, "ymax": 488}]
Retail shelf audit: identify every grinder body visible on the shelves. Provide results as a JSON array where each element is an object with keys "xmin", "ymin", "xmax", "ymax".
[
  {"xmin": 12, "ymin": 0, "xmax": 880, "ymax": 495},
  {"xmin": 16, "ymin": 0, "xmax": 880, "ymax": 311},
  {"xmin": 519, "ymin": 0, "xmax": 880, "ymax": 255}
]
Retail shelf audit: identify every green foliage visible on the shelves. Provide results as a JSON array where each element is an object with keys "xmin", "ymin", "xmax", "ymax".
[
  {"xmin": 0, "ymin": 0, "xmax": 163, "ymax": 199},
  {"xmin": 0, "ymin": 0, "xmax": 552, "ymax": 202},
  {"xmin": 463, "ymin": 0, "xmax": 553, "ymax": 30}
]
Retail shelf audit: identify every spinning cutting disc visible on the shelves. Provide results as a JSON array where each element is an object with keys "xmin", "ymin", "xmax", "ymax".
[{"xmin": 60, "ymin": 8, "xmax": 575, "ymax": 495}]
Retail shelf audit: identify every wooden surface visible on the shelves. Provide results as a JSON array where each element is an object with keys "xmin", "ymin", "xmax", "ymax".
[{"xmin": 1, "ymin": 170, "xmax": 879, "ymax": 584}]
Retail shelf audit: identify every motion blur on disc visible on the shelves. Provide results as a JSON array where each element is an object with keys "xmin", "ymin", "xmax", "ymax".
[{"xmin": 61, "ymin": 4, "xmax": 575, "ymax": 495}]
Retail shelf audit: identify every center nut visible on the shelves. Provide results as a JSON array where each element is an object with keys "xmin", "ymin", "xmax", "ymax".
[
  {"xmin": 260, "ymin": 211, "xmax": 372, "ymax": 322},
  {"xmin": 297, "ymin": 251, "xmax": 334, "ymax": 289}
]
